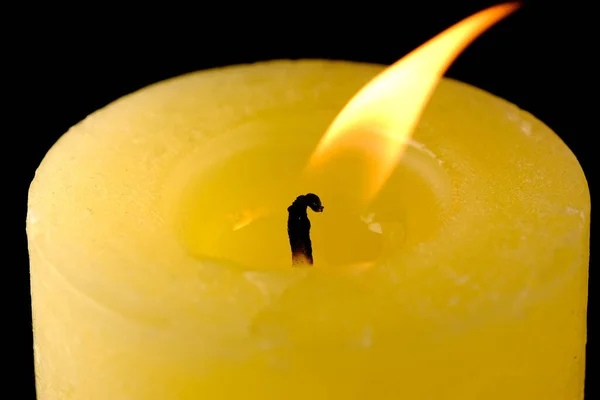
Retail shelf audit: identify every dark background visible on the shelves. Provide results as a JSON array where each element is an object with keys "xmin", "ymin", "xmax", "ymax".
[{"xmin": 14, "ymin": 0, "xmax": 595, "ymax": 398}]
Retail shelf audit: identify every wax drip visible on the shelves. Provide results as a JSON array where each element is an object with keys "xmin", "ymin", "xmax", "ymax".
[{"xmin": 287, "ymin": 193, "xmax": 324, "ymax": 266}]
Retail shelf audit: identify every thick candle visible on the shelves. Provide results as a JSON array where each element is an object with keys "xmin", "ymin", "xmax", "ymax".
[
  {"xmin": 28, "ymin": 59, "xmax": 589, "ymax": 400},
  {"xmin": 28, "ymin": 7, "xmax": 589, "ymax": 396}
]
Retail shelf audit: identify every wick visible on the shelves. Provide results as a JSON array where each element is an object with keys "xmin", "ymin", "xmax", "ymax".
[{"xmin": 287, "ymin": 193, "xmax": 324, "ymax": 266}]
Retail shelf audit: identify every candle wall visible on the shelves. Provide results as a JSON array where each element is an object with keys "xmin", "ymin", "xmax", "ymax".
[{"xmin": 27, "ymin": 60, "xmax": 589, "ymax": 399}]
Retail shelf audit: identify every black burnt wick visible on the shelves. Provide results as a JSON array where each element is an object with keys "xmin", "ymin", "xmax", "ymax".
[{"xmin": 287, "ymin": 193, "xmax": 324, "ymax": 266}]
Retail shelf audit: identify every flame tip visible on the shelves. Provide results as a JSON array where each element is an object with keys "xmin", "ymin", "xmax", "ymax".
[{"xmin": 306, "ymin": 4, "xmax": 521, "ymax": 203}]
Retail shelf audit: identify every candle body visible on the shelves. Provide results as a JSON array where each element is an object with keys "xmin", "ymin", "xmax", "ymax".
[{"xmin": 27, "ymin": 60, "xmax": 589, "ymax": 399}]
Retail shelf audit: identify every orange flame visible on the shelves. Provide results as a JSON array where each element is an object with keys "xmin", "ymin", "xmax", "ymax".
[{"xmin": 307, "ymin": 3, "xmax": 520, "ymax": 203}]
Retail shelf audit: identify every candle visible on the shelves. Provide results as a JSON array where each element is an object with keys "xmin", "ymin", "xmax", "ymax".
[{"xmin": 27, "ymin": 4, "xmax": 589, "ymax": 400}]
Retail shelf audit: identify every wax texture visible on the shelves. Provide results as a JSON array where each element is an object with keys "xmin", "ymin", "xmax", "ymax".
[{"xmin": 28, "ymin": 60, "xmax": 589, "ymax": 399}]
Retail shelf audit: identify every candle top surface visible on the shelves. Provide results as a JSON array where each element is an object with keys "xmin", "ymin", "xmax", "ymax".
[{"xmin": 27, "ymin": 60, "xmax": 589, "ymax": 329}]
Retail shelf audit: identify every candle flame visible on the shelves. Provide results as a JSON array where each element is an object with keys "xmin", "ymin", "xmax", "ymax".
[{"xmin": 307, "ymin": 3, "xmax": 520, "ymax": 203}]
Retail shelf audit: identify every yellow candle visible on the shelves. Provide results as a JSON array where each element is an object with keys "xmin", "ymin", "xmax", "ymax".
[{"xmin": 27, "ymin": 5, "xmax": 588, "ymax": 400}]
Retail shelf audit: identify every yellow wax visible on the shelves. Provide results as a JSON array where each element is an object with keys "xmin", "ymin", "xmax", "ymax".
[{"xmin": 28, "ymin": 60, "xmax": 589, "ymax": 399}]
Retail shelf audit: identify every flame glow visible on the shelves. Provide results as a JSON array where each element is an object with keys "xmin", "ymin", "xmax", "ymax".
[
  {"xmin": 231, "ymin": 208, "xmax": 268, "ymax": 231},
  {"xmin": 307, "ymin": 3, "xmax": 520, "ymax": 203}
]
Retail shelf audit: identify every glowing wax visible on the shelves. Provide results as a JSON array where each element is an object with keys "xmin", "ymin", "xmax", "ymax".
[{"xmin": 28, "ymin": 60, "xmax": 589, "ymax": 399}]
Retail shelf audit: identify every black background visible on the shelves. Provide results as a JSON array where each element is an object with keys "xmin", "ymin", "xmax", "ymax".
[{"xmin": 14, "ymin": 0, "xmax": 595, "ymax": 398}]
